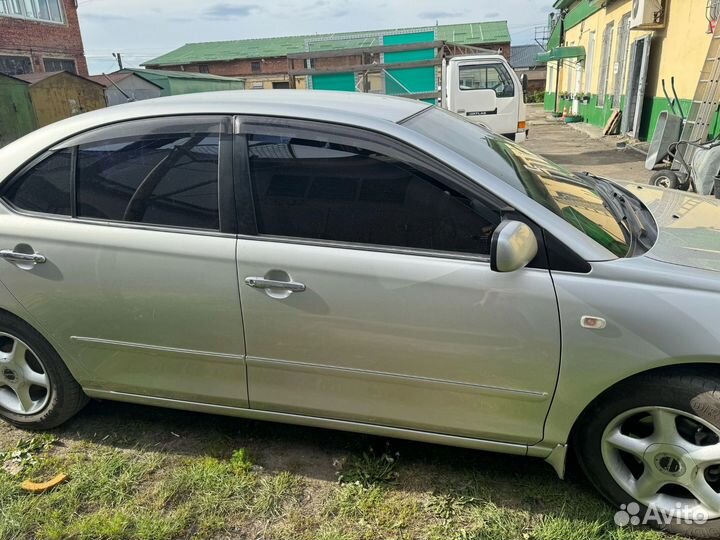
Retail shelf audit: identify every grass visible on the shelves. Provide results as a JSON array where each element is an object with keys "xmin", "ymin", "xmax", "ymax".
[{"xmin": 0, "ymin": 401, "xmax": 692, "ymax": 540}]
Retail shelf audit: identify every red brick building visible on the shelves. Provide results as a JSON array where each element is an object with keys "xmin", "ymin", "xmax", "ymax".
[{"xmin": 0, "ymin": 0, "xmax": 89, "ymax": 77}]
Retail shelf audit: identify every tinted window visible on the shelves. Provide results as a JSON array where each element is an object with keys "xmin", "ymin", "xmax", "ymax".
[
  {"xmin": 248, "ymin": 135, "xmax": 498, "ymax": 255},
  {"xmin": 76, "ymin": 126, "xmax": 221, "ymax": 230},
  {"xmin": 459, "ymin": 63, "xmax": 514, "ymax": 98},
  {"xmin": 3, "ymin": 150, "xmax": 72, "ymax": 215},
  {"xmin": 405, "ymin": 107, "xmax": 631, "ymax": 257}
]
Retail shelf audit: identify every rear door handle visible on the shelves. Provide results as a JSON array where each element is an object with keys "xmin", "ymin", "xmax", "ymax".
[
  {"xmin": 0, "ymin": 250, "xmax": 46, "ymax": 264},
  {"xmin": 244, "ymin": 277, "xmax": 306, "ymax": 292}
]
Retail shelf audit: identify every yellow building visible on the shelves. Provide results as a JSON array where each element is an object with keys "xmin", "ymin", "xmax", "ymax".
[{"xmin": 542, "ymin": 0, "xmax": 720, "ymax": 141}]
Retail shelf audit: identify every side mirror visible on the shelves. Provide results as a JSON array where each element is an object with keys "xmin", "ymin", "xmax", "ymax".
[
  {"xmin": 521, "ymin": 73, "xmax": 529, "ymax": 94},
  {"xmin": 491, "ymin": 220, "xmax": 538, "ymax": 273}
]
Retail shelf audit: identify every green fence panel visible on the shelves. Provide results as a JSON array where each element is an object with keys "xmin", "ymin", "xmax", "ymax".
[
  {"xmin": 384, "ymin": 32, "xmax": 435, "ymax": 98},
  {"xmin": 311, "ymin": 73, "xmax": 357, "ymax": 92}
]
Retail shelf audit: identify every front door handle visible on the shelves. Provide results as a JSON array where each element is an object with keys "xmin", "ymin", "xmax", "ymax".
[
  {"xmin": 244, "ymin": 277, "xmax": 306, "ymax": 292},
  {"xmin": 0, "ymin": 250, "xmax": 46, "ymax": 265}
]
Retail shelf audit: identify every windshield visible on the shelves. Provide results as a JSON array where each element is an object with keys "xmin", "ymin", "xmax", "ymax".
[{"xmin": 404, "ymin": 107, "xmax": 632, "ymax": 257}]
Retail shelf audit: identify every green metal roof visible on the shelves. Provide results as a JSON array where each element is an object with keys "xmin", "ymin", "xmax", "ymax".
[
  {"xmin": 121, "ymin": 67, "xmax": 245, "ymax": 82},
  {"xmin": 142, "ymin": 21, "xmax": 511, "ymax": 67},
  {"xmin": 537, "ymin": 45, "xmax": 586, "ymax": 63}
]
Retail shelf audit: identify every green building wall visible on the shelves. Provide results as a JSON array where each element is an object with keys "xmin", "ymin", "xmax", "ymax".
[{"xmin": 544, "ymin": 91, "xmax": 720, "ymax": 141}]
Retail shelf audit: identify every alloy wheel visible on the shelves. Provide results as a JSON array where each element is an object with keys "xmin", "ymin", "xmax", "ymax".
[
  {"xmin": 0, "ymin": 332, "xmax": 51, "ymax": 415},
  {"xmin": 602, "ymin": 406, "xmax": 720, "ymax": 521}
]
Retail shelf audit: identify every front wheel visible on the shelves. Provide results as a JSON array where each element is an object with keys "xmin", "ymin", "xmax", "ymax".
[
  {"xmin": 0, "ymin": 312, "xmax": 87, "ymax": 429},
  {"xmin": 575, "ymin": 370, "xmax": 720, "ymax": 538}
]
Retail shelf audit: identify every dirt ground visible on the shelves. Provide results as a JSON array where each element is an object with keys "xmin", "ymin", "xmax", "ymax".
[{"xmin": 523, "ymin": 103, "xmax": 651, "ymax": 184}]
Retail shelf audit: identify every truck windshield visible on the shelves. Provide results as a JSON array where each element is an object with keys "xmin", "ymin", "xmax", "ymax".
[{"xmin": 403, "ymin": 107, "xmax": 632, "ymax": 257}]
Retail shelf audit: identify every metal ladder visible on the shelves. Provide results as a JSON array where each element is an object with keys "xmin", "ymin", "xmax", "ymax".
[{"xmin": 674, "ymin": 21, "xmax": 720, "ymax": 169}]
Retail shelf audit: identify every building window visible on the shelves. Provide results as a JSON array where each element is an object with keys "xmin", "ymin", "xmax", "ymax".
[
  {"xmin": 613, "ymin": 13, "xmax": 632, "ymax": 107},
  {"xmin": 251, "ymin": 81, "xmax": 264, "ymax": 89},
  {"xmin": 198, "ymin": 64, "xmax": 210, "ymax": 74},
  {"xmin": 0, "ymin": 0, "xmax": 64, "ymax": 23},
  {"xmin": 584, "ymin": 31, "xmax": 596, "ymax": 94},
  {"xmin": 251, "ymin": 61, "xmax": 262, "ymax": 73},
  {"xmin": 0, "ymin": 54, "xmax": 33, "ymax": 75},
  {"xmin": 597, "ymin": 22, "xmax": 614, "ymax": 107},
  {"xmin": 43, "ymin": 58, "xmax": 76, "ymax": 74}
]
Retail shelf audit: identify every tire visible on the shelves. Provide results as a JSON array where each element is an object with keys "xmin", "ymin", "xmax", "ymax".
[
  {"xmin": 0, "ymin": 312, "xmax": 87, "ymax": 429},
  {"xmin": 649, "ymin": 170, "xmax": 680, "ymax": 190},
  {"xmin": 575, "ymin": 368, "xmax": 720, "ymax": 538}
]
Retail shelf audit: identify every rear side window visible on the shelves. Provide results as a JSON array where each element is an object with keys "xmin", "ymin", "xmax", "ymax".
[
  {"xmin": 76, "ymin": 127, "xmax": 221, "ymax": 230},
  {"xmin": 3, "ymin": 149, "xmax": 72, "ymax": 216},
  {"xmin": 247, "ymin": 134, "xmax": 499, "ymax": 255},
  {"xmin": 459, "ymin": 63, "xmax": 514, "ymax": 98}
]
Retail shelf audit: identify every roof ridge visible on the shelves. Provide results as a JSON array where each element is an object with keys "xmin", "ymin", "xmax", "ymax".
[{"xmin": 181, "ymin": 20, "xmax": 510, "ymax": 48}]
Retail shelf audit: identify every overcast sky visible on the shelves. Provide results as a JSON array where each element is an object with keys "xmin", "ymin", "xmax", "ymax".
[{"xmin": 77, "ymin": 0, "xmax": 556, "ymax": 75}]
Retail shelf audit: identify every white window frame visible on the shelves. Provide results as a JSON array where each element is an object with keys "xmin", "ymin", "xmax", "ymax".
[
  {"xmin": 597, "ymin": 22, "xmax": 614, "ymax": 108},
  {"xmin": 613, "ymin": 13, "xmax": 632, "ymax": 108},
  {"xmin": 0, "ymin": 0, "xmax": 64, "ymax": 23},
  {"xmin": 584, "ymin": 31, "xmax": 596, "ymax": 94}
]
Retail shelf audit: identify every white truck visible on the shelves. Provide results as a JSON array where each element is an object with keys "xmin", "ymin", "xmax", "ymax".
[{"xmin": 441, "ymin": 54, "xmax": 528, "ymax": 142}]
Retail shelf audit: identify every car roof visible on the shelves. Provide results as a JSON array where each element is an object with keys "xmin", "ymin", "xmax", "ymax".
[{"xmin": 144, "ymin": 90, "xmax": 431, "ymax": 123}]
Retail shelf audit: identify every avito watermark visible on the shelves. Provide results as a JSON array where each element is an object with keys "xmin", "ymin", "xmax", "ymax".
[{"xmin": 615, "ymin": 502, "xmax": 708, "ymax": 527}]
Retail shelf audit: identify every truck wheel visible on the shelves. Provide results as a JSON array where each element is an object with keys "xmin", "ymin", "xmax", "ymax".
[{"xmin": 575, "ymin": 369, "xmax": 720, "ymax": 538}]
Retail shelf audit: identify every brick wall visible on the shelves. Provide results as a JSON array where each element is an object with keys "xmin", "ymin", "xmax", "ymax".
[{"xmin": 0, "ymin": 0, "xmax": 88, "ymax": 76}]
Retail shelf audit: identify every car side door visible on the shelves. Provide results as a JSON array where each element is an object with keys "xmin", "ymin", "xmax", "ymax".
[
  {"xmin": 234, "ymin": 117, "xmax": 561, "ymax": 444},
  {"xmin": 453, "ymin": 61, "xmax": 519, "ymax": 137},
  {"xmin": 0, "ymin": 116, "xmax": 249, "ymax": 407}
]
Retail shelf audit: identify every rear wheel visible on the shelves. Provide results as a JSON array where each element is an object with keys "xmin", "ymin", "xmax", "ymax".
[
  {"xmin": 0, "ymin": 313, "xmax": 87, "ymax": 429},
  {"xmin": 575, "ymin": 370, "xmax": 720, "ymax": 538}
]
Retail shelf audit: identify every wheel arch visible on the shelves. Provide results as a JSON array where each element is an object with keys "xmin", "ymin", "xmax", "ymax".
[
  {"xmin": 542, "ymin": 363, "xmax": 720, "ymax": 478},
  {"xmin": 572, "ymin": 363, "xmax": 720, "ymax": 434},
  {"xmin": 0, "ymin": 299, "xmax": 88, "ymax": 384}
]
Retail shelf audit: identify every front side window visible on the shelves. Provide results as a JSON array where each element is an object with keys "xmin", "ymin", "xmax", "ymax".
[
  {"xmin": 459, "ymin": 63, "xmax": 514, "ymax": 98},
  {"xmin": 76, "ymin": 122, "xmax": 222, "ymax": 230},
  {"xmin": 405, "ymin": 107, "xmax": 634, "ymax": 257},
  {"xmin": 3, "ymin": 149, "xmax": 72, "ymax": 215},
  {"xmin": 247, "ymin": 134, "xmax": 499, "ymax": 255}
]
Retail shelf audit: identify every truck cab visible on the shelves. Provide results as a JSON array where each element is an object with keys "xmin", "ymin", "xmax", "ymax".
[{"xmin": 443, "ymin": 54, "xmax": 527, "ymax": 143}]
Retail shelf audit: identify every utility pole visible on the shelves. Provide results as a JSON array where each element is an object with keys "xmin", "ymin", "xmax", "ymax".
[{"xmin": 112, "ymin": 52, "xmax": 123, "ymax": 70}]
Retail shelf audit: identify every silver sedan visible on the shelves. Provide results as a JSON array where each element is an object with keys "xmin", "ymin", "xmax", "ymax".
[{"xmin": 0, "ymin": 91, "xmax": 719, "ymax": 537}]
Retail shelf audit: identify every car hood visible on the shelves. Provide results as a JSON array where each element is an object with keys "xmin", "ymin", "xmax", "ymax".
[{"xmin": 617, "ymin": 182, "xmax": 720, "ymax": 272}]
